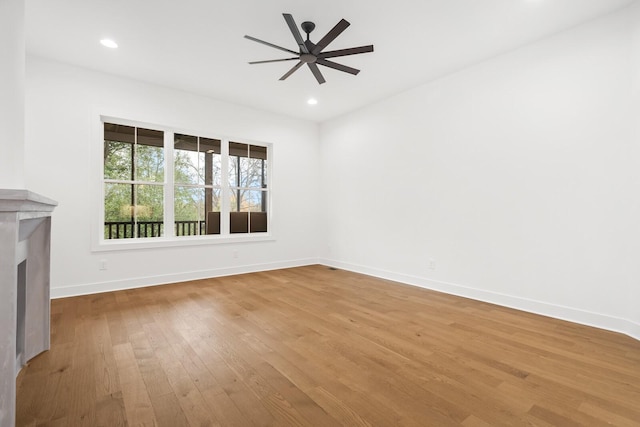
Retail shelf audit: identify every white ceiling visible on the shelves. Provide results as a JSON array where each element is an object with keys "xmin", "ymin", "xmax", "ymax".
[{"xmin": 26, "ymin": 0, "xmax": 635, "ymax": 123}]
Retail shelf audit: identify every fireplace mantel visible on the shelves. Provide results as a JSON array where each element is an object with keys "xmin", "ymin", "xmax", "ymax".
[{"xmin": 0, "ymin": 189, "xmax": 57, "ymax": 427}]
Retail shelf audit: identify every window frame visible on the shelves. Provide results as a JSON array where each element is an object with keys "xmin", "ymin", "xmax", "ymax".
[
  {"xmin": 173, "ymin": 134, "xmax": 223, "ymax": 237},
  {"xmin": 93, "ymin": 115, "xmax": 274, "ymax": 252},
  {"xmin": 103, "ymin": 124, "xmax": 166, "ymax": 239}
]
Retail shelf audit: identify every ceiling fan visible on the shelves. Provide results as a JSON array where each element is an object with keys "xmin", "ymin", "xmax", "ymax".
[{"xmin": 244, "ymin": 13, "xmax": 374, "ymax": 84}]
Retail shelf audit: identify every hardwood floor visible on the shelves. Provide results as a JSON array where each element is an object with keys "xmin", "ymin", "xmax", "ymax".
[{"xmin": 16, "ymin": 265, "xmax": 640, "ymax": 426}]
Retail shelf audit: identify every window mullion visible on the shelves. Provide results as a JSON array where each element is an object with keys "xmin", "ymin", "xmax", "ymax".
[
  {"xmin": 164, "ymin": 131, "xmax": 175, "ymax": 237},
  {"xmin": 132, "ymin": 129, "xmax": 137, "ymax": 238},
  {"xmin": 221, "ymin": 139, "xmax": 230, "ymax": 235}
]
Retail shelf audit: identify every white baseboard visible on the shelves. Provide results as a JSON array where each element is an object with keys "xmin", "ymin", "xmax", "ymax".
[
  {"xmin": 320, "ymin": 258, "xmax": 640, "ymax": 343},
  {"xmin": 51, "ymin": 257, "xmax": 639, "ymax": 342},
  {"xmin": 51, "ymin": 258, "xmax": 319, "ymax": 299}
]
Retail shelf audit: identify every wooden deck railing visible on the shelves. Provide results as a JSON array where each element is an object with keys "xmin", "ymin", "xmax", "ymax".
[{"xmin": 104, "ymin": 221, "xmax": 206, "ymax": 239}]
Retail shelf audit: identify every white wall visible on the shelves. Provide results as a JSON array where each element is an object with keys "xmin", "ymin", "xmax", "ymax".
[
  {"xmin": 0, "ymin": 0, "xmax": 25, "ymax": 189},
  {"xmin": 320, "ymin": 4, "xmax": 640, "ymax": 339},
  {"xmin": 25, "ymin": 57, "xmax": 321, "ymax": 297},
  {"xmin": 631, "ymin": 4, "xmax": 640, "ymax": 337}
]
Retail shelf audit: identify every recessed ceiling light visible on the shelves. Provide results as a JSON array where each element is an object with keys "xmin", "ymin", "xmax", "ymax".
[
  {"xmin": 100, "ymin": 39, "xmax": 118, "ymax": 49},
  {"xmin": 307, "ymin": 98, "xmax": 318, "ymax": 105}
]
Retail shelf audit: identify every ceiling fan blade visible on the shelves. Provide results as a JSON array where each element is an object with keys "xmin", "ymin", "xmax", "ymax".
[
  {"xmin": 279, "ymin": 61, "xmax": 305, "ymax": 80},
  {"xmin": 307, "ymin": 63, "xmax": 326, "ymax": 84},
  {"xmin": 312, "ymin": 19, "xmax": 350, "ymax": 55},
  {"xmin": 319, "ymin": 45, "xmax": 374, "ymax": 59},
  {"xmin": 244, "ymin": 35, "xmax": 298, "ymax": 55},
  {"xmin": 249, "ymin": 57, "xmax": 299, "ymax": 64},
  {"xmin": 317, "ymin": 58, "xmax": 360, "ymax": 75},
  {"xmin": 283, "ymin": 13, "xmax": 309, "ymax": 54}
]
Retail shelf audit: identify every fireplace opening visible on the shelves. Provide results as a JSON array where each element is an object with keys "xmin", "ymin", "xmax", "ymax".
[{"xmin": 16, "ymin": 260, "xmax": 26, "ymax": 371}]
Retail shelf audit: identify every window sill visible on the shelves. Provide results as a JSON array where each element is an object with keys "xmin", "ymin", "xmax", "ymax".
[{"xmin": 92, "ymin": 233, "xmax": 274, "ymax": 252}]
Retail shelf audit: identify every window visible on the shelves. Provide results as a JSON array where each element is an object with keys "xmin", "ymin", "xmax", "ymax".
[
  {"xmin": 103, "ymin": 124, "xmax": 165, "ymax": 239},
  {"xmin": 174, "ymin": 134, "xmax": 222, "ymax": 236},
  {"xmin": 229, "ymin": 142, "xmax": 268, "ymax": 233},
  {"xmin": 102, "ymin": 120, "xmax": 270, "ymax": 243}
]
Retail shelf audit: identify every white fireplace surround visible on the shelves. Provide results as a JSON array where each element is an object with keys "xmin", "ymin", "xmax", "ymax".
[{"xmin": 0, "ymin": 189, "xmax": 56, "ymax": 427}]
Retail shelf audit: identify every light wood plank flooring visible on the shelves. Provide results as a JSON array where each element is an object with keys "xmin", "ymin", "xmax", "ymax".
[{"xmin": 16, "ymin": 265, "xmax": 640, "ymax": 426}]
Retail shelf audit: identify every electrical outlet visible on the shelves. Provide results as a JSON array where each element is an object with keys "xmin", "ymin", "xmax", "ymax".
[
  {"xmin": 233, "ymin": 250, "xmax": 239, "ymax": 259},
  {"xmin": 99, "ymin": 259, "xmax": 108, "ymax": 270},
  {"xmin": 428, "ymin": 258, "xmax": 436, "ymax": 270}
]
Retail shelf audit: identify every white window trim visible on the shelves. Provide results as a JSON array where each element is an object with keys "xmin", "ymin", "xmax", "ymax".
[{"xmin": 91, "ymin": 114, "xmax": 274, "ymax": 252}]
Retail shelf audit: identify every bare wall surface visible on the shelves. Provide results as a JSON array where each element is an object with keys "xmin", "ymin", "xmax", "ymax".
[
  {"xmin": 631, "ymin": 3, "xmax": 640, "ymax": 336},
  {"xmin": 0, "ymin": 0, "xmax": 25, "ymax": 188},
  {"xmin": 25, "ymin": 57, "xmax": 322, "ymax": 296},
  {"xmin": 320, "ymin": 4, "xmax": 640, "ymax": 339}
]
